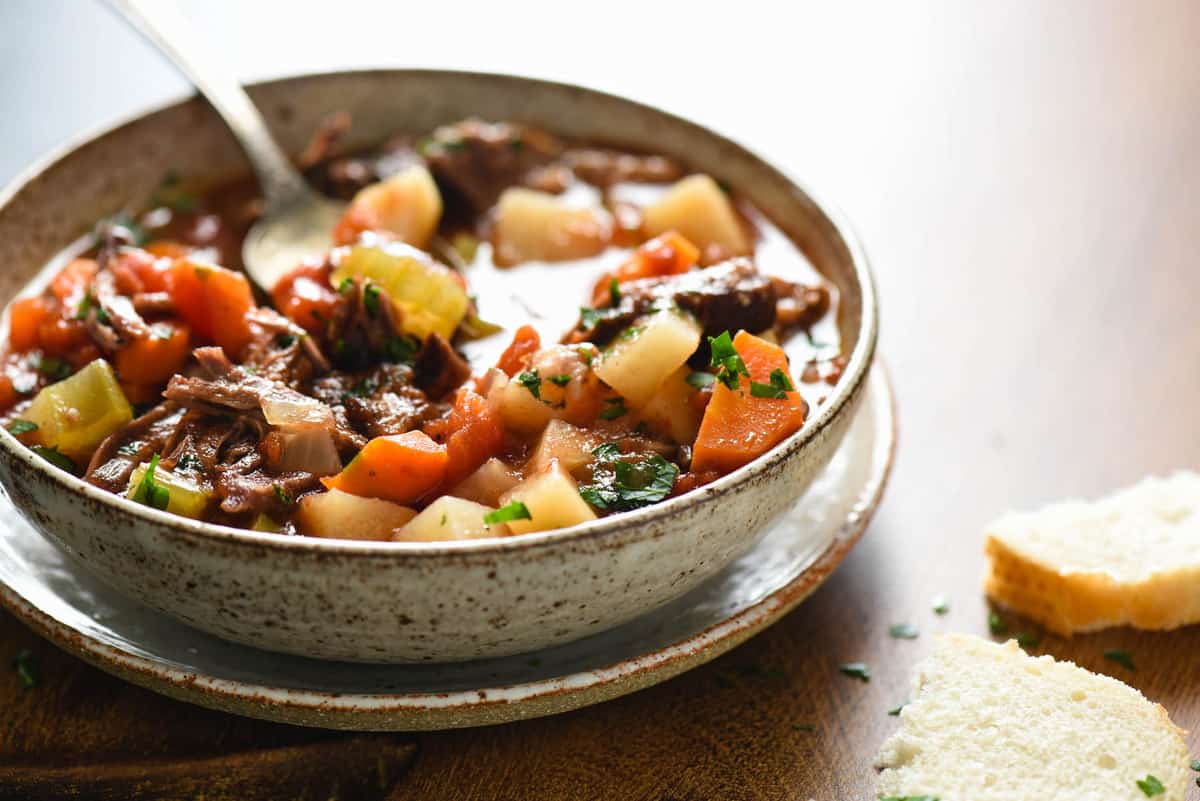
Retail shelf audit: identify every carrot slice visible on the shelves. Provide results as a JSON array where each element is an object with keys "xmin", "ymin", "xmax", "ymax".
[
  {"xmin": 436, "ymin": 388, "xmax": 504, "ymax": 489},
  {"xmin": 8, "ymin": 296, "xmax": 52, "ymax": 352},
  {"xmin": 322, "ymin": 430, "xmax": 448, "ymax": 504},
  {"xmin": 590, "ymin": 230, "xmax": 698, "ymax": 306},
  {"xmin": 114, "ymin": 322, "xmax": 191, "ymax": 388},
  {"xmin": 166, "ymin": 259, "xmax": 256, "ymax": 358},
  {"xmin": 50, "ymin": 258, "xmax": 97, "ymax": 310},
  {"xmin": 37, "ymin": 316, "xmax": 92, "ymax": 358},
  {"xmin": 690, "ymin": 331, "xmax": 805, "ymax": 475},
  {"xmin": 495, "ymin": 324, "xmax": 541, "ymax": 377}
]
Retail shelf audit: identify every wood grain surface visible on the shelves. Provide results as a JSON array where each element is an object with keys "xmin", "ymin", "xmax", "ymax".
[{"xmin": 2, "ymin": 1, "xmax": 1200, "ymax": 798}]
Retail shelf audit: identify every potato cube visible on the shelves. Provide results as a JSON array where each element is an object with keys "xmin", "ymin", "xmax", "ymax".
[
  {"xmin": 334, "ymin": 164, "xmax": 443, "ymax": 249},
  {"xmin": 24, "ymin": 359, "xmax": 132, "ymax": 461},
  {"xmin": 450, "ymin": 458, "xmax": 521, "ymax": 507},
  {"xmin": 499, "ymin": 460, "xmax": 597, "ymax": 535},
  {"xmin": 593, "ymin": 311, "xmax": 701, "ymax": 408},
  {"xmin": 643, "ymin": 174, "xmax": 750, "ymax": 256},
  {"xmin": 396, "ymin": 496, "xmax": 508, "ymax": 541},
  {"xmin": 529, "ymin": 419, "xmax": 600, "ymax": 477},
  {"xmin": 296, "ymin": 488, "xmax": 417, "ymax": 541},
  {"xmin": 492, "ymin": 188, "xmax": 612, "ymax": 265},
  {"xmin": 635, "ymin": 367, "xmax": 704, "ymax": 444}
]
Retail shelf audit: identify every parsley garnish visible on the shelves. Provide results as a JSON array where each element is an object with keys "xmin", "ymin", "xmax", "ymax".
[
  {"xmin": 484, "ymin": 501, "xmax": 531, "ymax": 525},
  {"xmin": 32, "ymin": 445, "xmax": 76, "ymax": 473},
  {"xmin": 516, "ymin": 370, "xmax": 542, "ymax": 400},
  {"xmin": 608, "ymin": 278, "xmax": 621, "ymax": 306},
  {"xmin": 13, "ymin": 649, "xmax": 39, "ymax": 689},
  {"xmin": 175, "ymin": 453, "xmax": 203, "ymax": 473},
  {"xmin": 32, "ymin": 355, "xmax": 72, "ymax": 381},
  {"xmin": 1016, "ymin": 631, "xmax": 1040, "ymax": 649},
  {"xmin": 577, "ymin": 346, "xmax": 594, "ymax": 367},
  {"xmin": 6, "ymin": 419, "xmax": 37, "ymax": 435},
  {"xmin": 363, "ymin": 283, "xmax": 381, "ymax": 317},
  {"xmin": 130, "ymin": 454, "xmax": 170, "ymax": 510},
  {"xmin": 349, "ymin": 376, "xmax": 378, "ymax": 398},
  {"xmin": 273, "ymin": 483, "xmax": 294, "ymax": 507},
  {"xmin": 708, "ymin": 331, "xmax": 749, "ymax": 389},
  {"xmin": 887, "ymin": 701, "xmax": 907, "ymax": 716},
  {"xmin": 74, "ymin": 291, "xmax": 109, "ymax": 323},
  {"xmin": 1190, "ymin": 760, "xmax": 1200, "ymax": 771},
  {"xmin": 275, "ymin": 333, "xmax": 297, "ymax": 348},
  {"xmin": 599, "ymin": 397, "xmax": 627, "ymax": 420},
  {"xmin": 116, "ymin": 441, "xmax": 143, "ymax": 456},
  {"xmin": 931, "ymin": 594, "xmax": 950, "ymax": 615},
  {"xmin": 618, "ymin": 325, "xmax": 645, "ymax": 341},
  {"xmin": 750, "ymin": 368, "xmax": 795, "ymax": 399},
  {"xmin": 686, "ymin": 371, "xmax": 716, "ymax": 389},
  {"xmin": 987, "ymin": 611, "xmax": 1008, "ymax": 635},
  {"xmin": 1136, "ymin": 774, "xmax": 1165, "ymax": 796},
  {"xmin": 338, "ymin": 276, "xmax": 355, "ymax": 294},
  {"xmin": 1104, "ymin": 649, "xmax": 1136, "ymax": 671},
  {"xmin": 579, "ymin": 446, "xmax": 678, "ymax": 512},
  {"xmin": 579, "ymin": 305, "xmax": 621, "ymax": 330},
  {"xmin": 888, "ymin": 623, "xmax": 919, "ymax": 639},
  {"xmin": 838, "ymin": 662, "xmax": 871, "ymax": 682},
  {"xmin": 548, "ymin": 374, "xmax": 571, "ymax": 387},
  {"xmin": 385, "ymin": 335, "xmax": 420, "ymax": 364}
]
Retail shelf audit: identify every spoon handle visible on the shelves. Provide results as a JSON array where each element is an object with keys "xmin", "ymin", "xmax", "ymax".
[{"xmin": 105, "ymin": 0, "xmax": 311, "ymax": 210}]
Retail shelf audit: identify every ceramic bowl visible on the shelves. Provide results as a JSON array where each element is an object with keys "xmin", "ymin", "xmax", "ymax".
[{"xmin": 0, "ymin": 70, "xmax": 877, "ymax": 663}]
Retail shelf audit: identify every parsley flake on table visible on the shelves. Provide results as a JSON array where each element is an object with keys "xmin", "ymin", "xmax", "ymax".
[
  {"xmin": 484, "ymin": 501, "xmax": 531, "ymax": 526},
  {"xmin": 887, "ymin": 701, "xmax": 907, "ymax": 716},
  {"xmin": 749, "ymin": 368, "xmax": 795, "ymax": 399},
  {"xmin": 1104, "ymin": 649, "xmax": 1136, "ymax": 671},
  {"xmin": 1136, "ymin": 774, "xmax": 1164, "ymax": 796},
  {"xmin": 131, "ymin": 454, "xmax": 170, "ymax": 510},
  {"xmin": 889, "ymin": 623, "xmax": 919, "ymax": 639},
  {"xmin": 838, "ymin": 662, "xmax": 871, "ymax": 682},
  {"xmin": 931, "ymin": 593, "xmax": 950, "ymax": 615},
  {"xmin": 1190, "ymin": 759, "xmax": 1200, "ymax": 771},
  {"xmin": 708, "ymin": 331, "xmax": 750, "ymax": 390}
]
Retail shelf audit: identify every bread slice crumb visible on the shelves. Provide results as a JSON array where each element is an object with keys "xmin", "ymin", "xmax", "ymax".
[
  {"xmin": 984, "ymin": 471, "xmax": 1200, "ymax": 634},
  {"xmin": 877, "ymin": 634, "xmax": 1190, "ymax": 801}
]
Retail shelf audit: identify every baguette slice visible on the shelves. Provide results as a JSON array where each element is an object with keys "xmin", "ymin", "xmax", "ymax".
[
  {"xmin": 877, "ymin": 634, "xmax": 1190, "ymax": 801},
  {"xmin": 984, "ymin": 471, "xmax": 1200, "ymax": 635}
]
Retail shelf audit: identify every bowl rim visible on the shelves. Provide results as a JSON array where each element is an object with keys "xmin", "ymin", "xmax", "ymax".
[{"xmin": 0, "ymin": 67, "xmax": 878, "ymax": 558}]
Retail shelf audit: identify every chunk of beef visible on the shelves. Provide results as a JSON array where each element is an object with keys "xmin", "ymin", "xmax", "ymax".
[
  {"xmin": 771, "ymin": 277, "xmax": 832, "ymax": 333},
  {"xmin": 423, "ymin": 119, "xmax": 564, "ymax": 212},
  {"xmin": 323, "ymin": 278, "xmax": 405, "ymax": 371},
  {"xmin": 309, "ymin": 362, "xmax": 442, "ymax": 440},
  {"xmin": 564, "ymin": 149, "xmax": 683, "ymax": 187},
  {"xmin": 85, "ymin": 403, "xmax": 187, "ymax": 492},
  {"xmin": 131, "ymin": 292, "xmax": 175, "ymax": 317},
  {"xmin": 414, "ymin": 333, "xmax": 471, "ymax": 400},
  {"xmin": 242, "ymin": 307, "xmax": 329, "ymax": 387},
  {"xmin": 565, "ymin": 258, "xmax": 777, "ymax": 345}
]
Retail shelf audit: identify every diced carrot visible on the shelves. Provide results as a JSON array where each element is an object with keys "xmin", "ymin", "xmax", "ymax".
[
  {"xmin": 495, "ymin": 324, "xmax": 541, "ymax": 377},
  {"xmin": 118, "ymin": 247, "xmax": 174, "ymax": 292},
  {"xmin": 50, "ymin": 258, "xmax": 97, "ymax": 310},
  {"xmin": 114, "ymin": 322, "xmax": 191, "ymax": 387},
  {"xmin": 271, "ymin": 261, "xmax": 341, "ymax": 334},
  {"xmin": 0, "ymin": 374, "xmax": 20, "ymax": 411},
  {"xmin": 166, "ymin": 259, "xmax": 256, "ymax": 357},
  {"xmin": 590, "ymin": 230, "xmax": 699, "ymax": 306},
  {"xmin": 331, "ymin": 202, "xmax": 379, "ymax": 247},
  {"xmin": 37, "ymin": 316, "xmax": 91, "ymax": 358},
  {"xmin": 67, "ymin": 343, "xmax": 102, "ymax": 371},
  {"xmin": 144, "ymin": 240, "xmax": 192, "ymax": 260},
  {"xmin": 691, "ymin": 331, "xmax": 806, "ymax": 475},
  {"xmin": 435, "ymin": 388, "xmax": 504, "ymax": 488},
  {"xmin": 322, "ymin": 430, "xmax": 448, "ymax": 504},
  {"xmin": 8, "ymin": 296, "xmax": 52, "ymax": 351}
]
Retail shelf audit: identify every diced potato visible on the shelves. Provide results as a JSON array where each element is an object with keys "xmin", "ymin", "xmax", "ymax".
[
  {"xmin": 495, "ymin": 372, "xmax": 557, "ymax": 435},
  {"xmin": 499, "ymin": 460, "xmax": 597, "ymax": 535},
  {"xmin": 594, "ymin": 311, "xmax": 702, "ymax": 408},
  {"xmin": 251, "ymin": 514, "xmax": 283, "ymax": 533},
  {"xmin": 334, "ymin": 164, "xmax": 443, "ymax": 249},
  {"xmin": 529, "ymin": 419, "xmax": 601, "ymax": 477},
  {"xmin": 495, "ymin": 345, "xmax": 603, "ymax": 434},
  {"xmin": 126, "ymin": 462, "xmax": 211, "ymax": 519},
  {"xmin": 635, "ymin": 367, "xmax": 704, "ymax": 444},
  {"xmin": 331, "ymin": 239, "xmax": 469, "ymax": 340},
  {"xmin": 643, "ymin": 174, "xmax": 750, "ymax": 256},
  {"xmin": 450, "ymin": 457, "xmax": 521, "ymax": 507},
  {"xmin": 24, "ymin": 359, "xmax": 132, "ymax": 461},
  {"xmin": 395, "ymin": 496, "xmax": 508, "ymax": 542},
  {"xmin": 296, "ymin": 488, "xmax": 417, "ymax": 541},
  {"xmin": 492, "ymin": 188, "xmax": 612, "ymax": 265}
]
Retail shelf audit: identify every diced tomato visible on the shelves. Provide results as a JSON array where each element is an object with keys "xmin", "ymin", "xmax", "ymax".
[
  {"xmin": 114, "ymin": 322, "xmax": 191, "ymax": 388},
  {"xmin": 590, "ymin": 230, "xmax": 699, "ymax": 306},
  {"xmin": 166, "ymin": 259, "xmax": 256, "ymax": 357},
  {"xmin": 322, "ymin": 430, "xmax": 448, "ymax": 504},
  {"xmin": 494, "ymin": 324, "xmax": 541, "ymax": 377},
  {"xmin": 271, "ymin": 261, "xmax": 341, "ymax": 334},
  {"xmin": 50, "ymin": 258, "xmax": 97, "ymax": 311},
  {"xmin": 115, "ymin": 247, "xmax": 173, "ymax": 293},
  {"xmin": 8, "ymin": 296, "xmax": 52, "ymax": 352},
  {"xmin": 432, "ymin": 388, "xmax": 504, "ymax": 489}
]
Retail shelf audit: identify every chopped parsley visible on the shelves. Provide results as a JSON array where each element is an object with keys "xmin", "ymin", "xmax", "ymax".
[
  {"xmin": 484, "ymin": 501, "xmax": 531, "ymax": 526},
  {"xmin": 273, "ymin": 484, "xmax": 294, "ymax": 507},
  {"xmin": 608, "ymin": 278, "xmax": 621, "ymax": 306},
  {"xmin": 547, "ymin": 374, "xmax": 572, "ymax": 387},
  {"xmin": 987, "ymin": 611, "xmax": 1008, "ymax": 636},
  {"xmin": 750, "ymin": 368, "xmax": 795, "ymax": 399},
  {"xmin": 579, "ymin": 446, "xmax": 678, "ymax": 512},
  {"xmin": 6, "ymin": 419, "xmax": 37, "ymax": 435},
  {"xmin": 338, "ymin": 276, "xmax": 355, "ymax": 294},
  {"xmin": 579, "ymin": 305, "xmax": 621, "ymax": 330},
  {"xmin": 1190, "ymin": 760, "xmax": 1200, "ymax": 771},
  {"xmin": 1015, "ymin": 631, "xmax": 1041, "ymax": 649},
  {"xmin": 130, "ymin": 454, "xmax": 170, "ymax": 510},
  {"xmin": 385, "ymin": 335, "xmax": 420, "ymax": 364},
  {"xmin": 32, "ymin": 355, "xmax": 72, "ymax": 381},
  {"xmin": 275, "ymin": 333, "xmax": 297, "ymax": 348},
  {"xmin": 1136, "ymin": 774, "xmax": 1165, "ymax": 796},
  {"xmin": 888, "ymin": 623, "xmax": 919, "ymax": 640},
  {"xmin": 599, "ymin": 397, "xmax": 627, "ymax": 420},
  {"xmin": 363, "ymin": 283, "xmax": 381, "ymax": 317},
  {"xmin": 348, "ymin": 376, "xmax": 378, "ymax": 398},
  {"xmin": 32, "ymin": 445, "xmax": 76, "ymax": 473},
  {"xmin": 577, "ymin": 346, "xmax": 594, "ymax": 367},
  {"xmin": 516, "ymin": 370, "xmax": 542, "ymax": 400},
  {"xmin": 1104, "ymin": 649, "xmax": 1136, "ymax": 671},
  {"xmin": 439, "ymin": 513, "xmax": 447, "ymax": 526},
  {"xmin": 838, "ymin": 662, "xmax": 871, "ymax": 682},
  {"xmin": 175, "ymin": 453, "xmax": 203, "ymax": 473},
  {"xmin": 618, "ymin": 325, "xmax": 645, "ymax": 341},
  {"xmin": 74, "ymin": 291, "xmax": 109, "ymax": 323},
  {"xmin": 116, "ymin": 441, "xmax": 144, "ymax": 456},
  {"xmin": 931, "ymin": 594, "xmax": 951, "ymax": 615},
  {"xmin": 708, "ymin": 331, "xmax": 749, "ymax": 389},
  {"xmin": 686, "ymin": 371, "xmax": 716, "ymax": 389},
  {"xmin": 13, "ymin": 649, "xmax": 38, "ymax": 689},
  {"xmin": 887, "ymin": 701, "xmax": 907, "ymax": 716}
]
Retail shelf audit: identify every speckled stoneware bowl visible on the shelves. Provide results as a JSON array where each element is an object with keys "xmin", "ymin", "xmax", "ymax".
[{"xmin": 0, "ymin": 70, "xmax": 877, "ymax": 663}]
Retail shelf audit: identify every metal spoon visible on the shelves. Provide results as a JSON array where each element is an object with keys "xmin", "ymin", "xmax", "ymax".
[{"xmin": 106, "ymin": 0, "xmax": 344, "ymax": 291}]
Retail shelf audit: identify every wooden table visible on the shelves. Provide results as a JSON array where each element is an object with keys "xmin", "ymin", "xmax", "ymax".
[{"xmin": 2, "ymin": 1, "xmax": 1199, "ymax": 797}]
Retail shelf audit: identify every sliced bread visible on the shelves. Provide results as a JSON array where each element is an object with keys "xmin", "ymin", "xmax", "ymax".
[
  {"xmin": 876, "ymin": 634, "xmax": 1191, "ymax": 801},
  {"xmin": 984, "ymin": 471, "xmax": 1200, "ymax": 635}
]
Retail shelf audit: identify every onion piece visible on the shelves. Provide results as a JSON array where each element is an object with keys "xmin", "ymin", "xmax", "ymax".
[
  {"xmin": 268, "ymin": 427, "xmax": 342, "ymax": 477},
  {"xmin": 261, "ymin": 392, "xmax": 334, "ymax": 429}
]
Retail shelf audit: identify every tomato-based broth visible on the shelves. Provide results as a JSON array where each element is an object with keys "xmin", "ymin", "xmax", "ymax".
[{"xmin": 0, "ymin": 119, "xmax": 842, "ymax": 541}]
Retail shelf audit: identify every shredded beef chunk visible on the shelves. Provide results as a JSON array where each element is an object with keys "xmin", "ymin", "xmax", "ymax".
[
  {"xmin": 85, "ymin": 403, "xmax": 187, "ymax": 492},
  {"xmin": 566, "ymin": 258, "xmax": 777, "ymax": 346},
  {"xmin": 324, "ymin": 278, "xmax": 408, "ymax": 371},
  {"xmin": 423, "ymin": 119, "xmax": 564, "ymax": 213},
  {"xmin": 771, "ymin": 277, "xmax": 832, "ymax": 333},
  {"xmin": 414, "ymin": 333, "xmax": 471, "ymax": 400},
  {"xmin": 309, "ymin": 361, "xmax": 443, "ymax": 440},
  {"xmin": 564, "ymin": 149, "xmax": 683, "ymax": 187}
]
